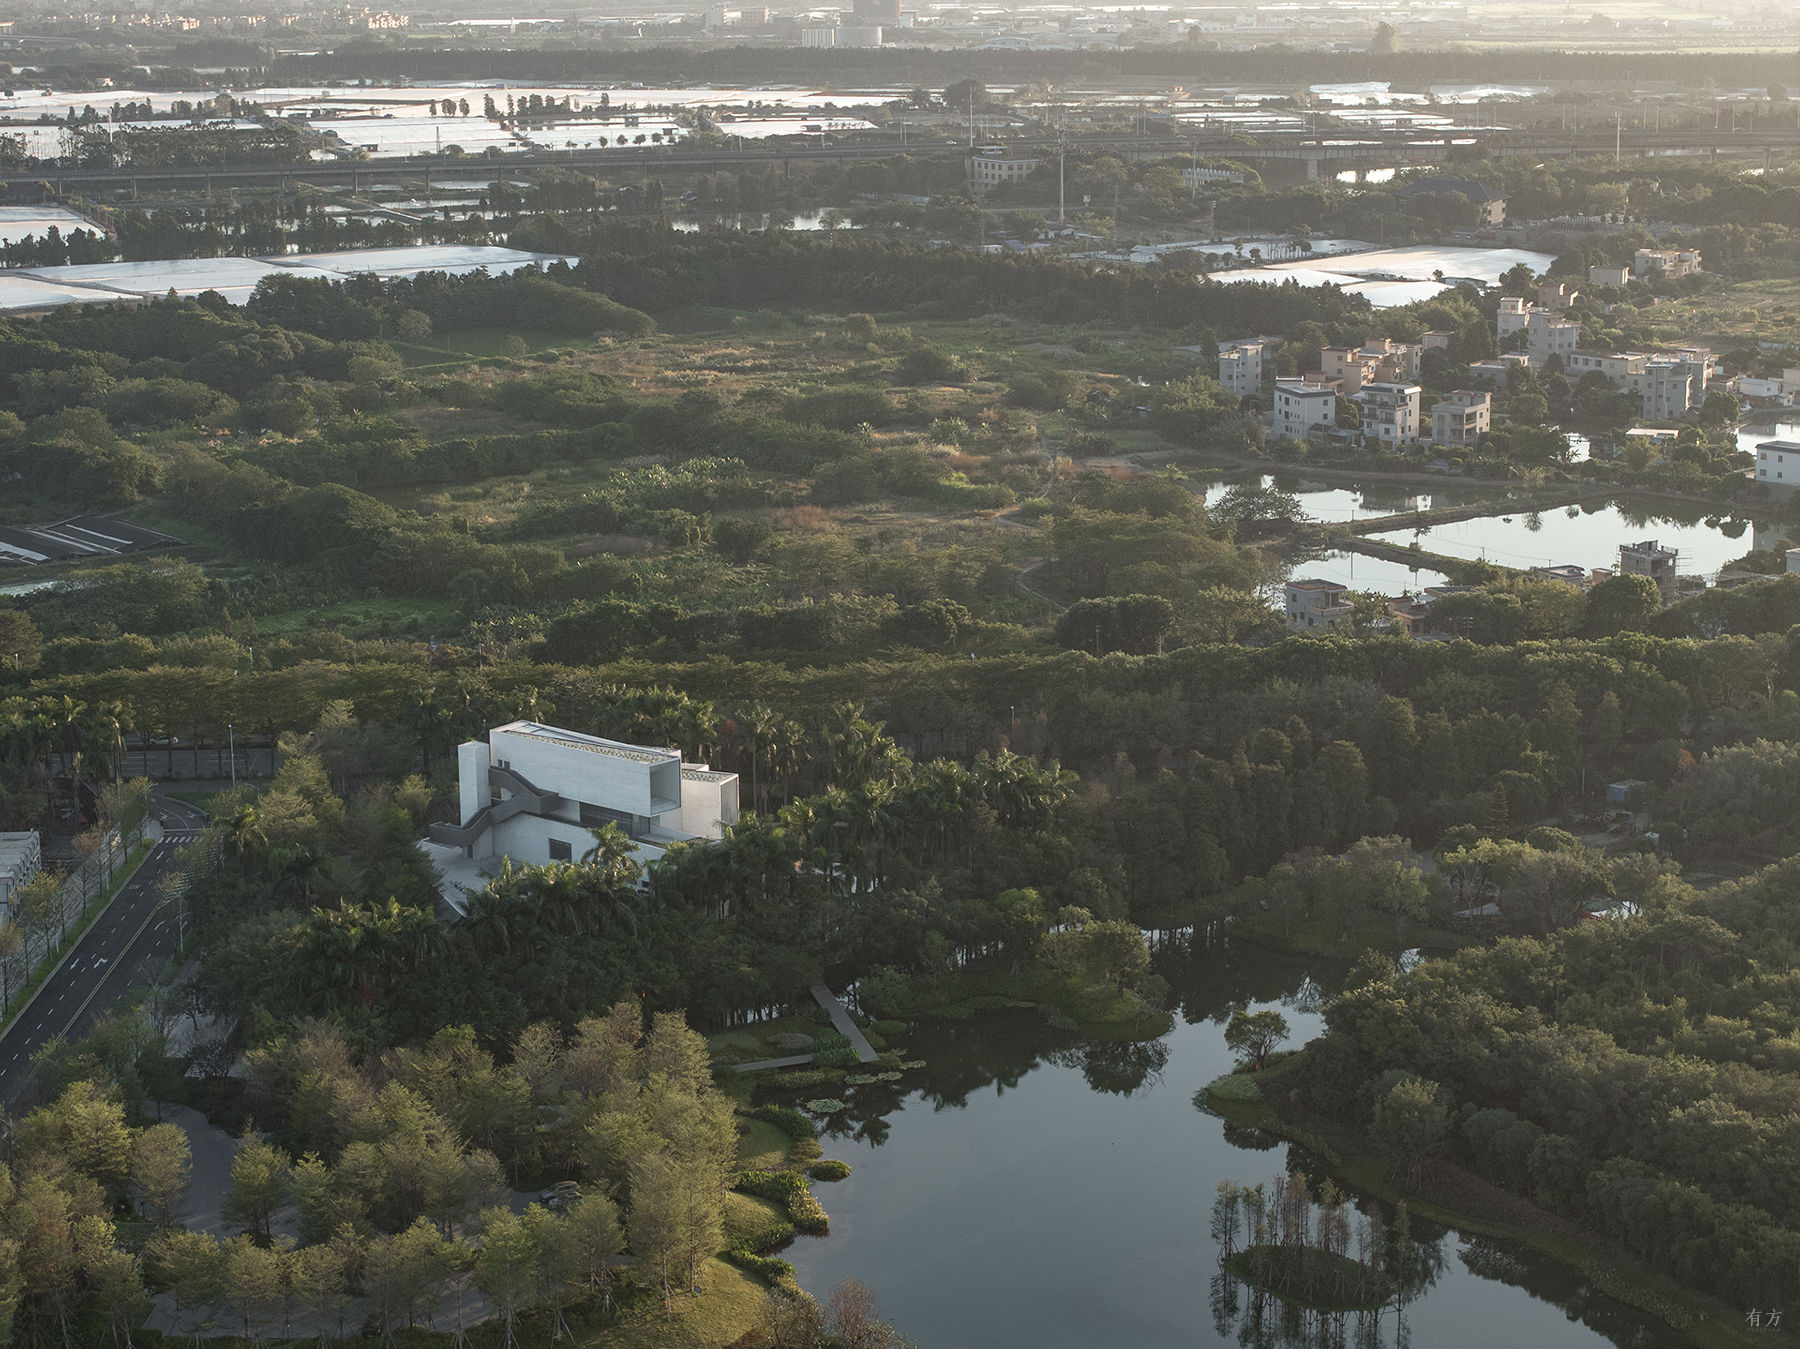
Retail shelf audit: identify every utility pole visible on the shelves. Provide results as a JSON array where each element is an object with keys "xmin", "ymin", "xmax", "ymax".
[
  {"xmin": 1615, "ymin": 114, "xmax": 1621, "ymax": 162},
  {"xmin": 1058, "ymin": 125, "xmax": 1066, "ymax": 223}
]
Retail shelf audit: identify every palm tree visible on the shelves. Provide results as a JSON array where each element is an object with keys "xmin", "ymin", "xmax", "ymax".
[{"xmin": 224, "ymin": 804, "xmax": 267, "ymax": 870}]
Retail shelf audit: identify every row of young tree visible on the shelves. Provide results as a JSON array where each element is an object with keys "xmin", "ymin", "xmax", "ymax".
[{"xmin": 3, "ymin": 1002, "xmax": 748, "ymax": 1347}]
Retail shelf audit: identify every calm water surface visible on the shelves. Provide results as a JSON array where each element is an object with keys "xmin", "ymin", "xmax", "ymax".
[{"xmin": 781, "ymin": 939, "xmax": 1686, "ymax": 1349}]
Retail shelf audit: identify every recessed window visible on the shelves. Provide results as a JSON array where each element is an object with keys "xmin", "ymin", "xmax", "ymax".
[{"xmin": 548, "ymin": 838, "xmax": 573, "ymax": 862}]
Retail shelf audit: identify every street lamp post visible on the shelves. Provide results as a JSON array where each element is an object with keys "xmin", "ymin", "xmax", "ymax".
[{"xmin": 228, "ymin": 723, "xmax": 235, "ymax": 788}]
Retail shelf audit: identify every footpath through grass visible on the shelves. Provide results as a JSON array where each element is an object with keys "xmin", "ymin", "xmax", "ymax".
[{"xmin": 0, "ymin": 839, "xmax": 154, "ymax": 1037}]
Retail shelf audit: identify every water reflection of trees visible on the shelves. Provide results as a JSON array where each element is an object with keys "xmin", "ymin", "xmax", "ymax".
[
  {"xmin": 1046, "ymin": 1035, "xmax": 1170, "ymax": 1096},
  {"xmin": 1154, "ymin": 929, "xmax": 1344, "ymax": 1029},
  {"xmin": 1457, "ymin": 1235, "xmax": 1684, "ymax": 1346},
  {"xmin": 1209, "ymin": 1171, "xmax": 1446, "ymax": 1349}
]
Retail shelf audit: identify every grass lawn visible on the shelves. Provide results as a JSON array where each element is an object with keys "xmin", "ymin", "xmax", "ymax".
[
  {"xmin": 707, "ymin": 1015, "xmax": 824, "ymax": 1065},
  {"xmin": 723, "ymin": 1191, "xmax": 787, "ymax": 1247},
  {"xmin": 167, "ymin": 790, "xmax": 229, "ymax": 818},
  {"xmin": 734, "ymin": 1120, "xmax": 792, "ymax": 1173},
  {"xmin": 550, "ymin": 1258, "xmax": 769, "ymax": 1349}
]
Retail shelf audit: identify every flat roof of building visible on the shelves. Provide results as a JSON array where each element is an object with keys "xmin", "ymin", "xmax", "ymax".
[
  {"xmin": 1288, "ymin": 579, "xmax": 1347, "ymax": 591},
  {"xmin": 491, "ymin": 721, "xmax": 680, "ymax": 765}
]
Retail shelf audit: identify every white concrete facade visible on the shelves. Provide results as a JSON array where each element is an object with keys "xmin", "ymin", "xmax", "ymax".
[
  {"xmin": 967, "ymin": 152, "xmax": 1039, "ymax": 191},
  {"xmin": 1273, "ymin": 381, "xmax": 1335, "ymax": 441},
  {"xmin": 1635, "ymin": 248, "xmax": 1701, "ymax": 279},
  {"xmin": 1218, "ymin": 340, "xmax": 1263, "ymax": 395},
  {"xmin": 1757, "ymin": 440, "xmax": 1800, "ymax": 496},
  {"xmin": 1286, "ymin": 579, "xmax": 1351, "ymax": 631},
  {"xmin": 1431, "ymin": 389, "xmax": 1491, "ymax": 445},
  {"xmin": 429, "ymin": 721, "xmax": 739, "ymax": 910},
  {"xmin": 1356, "ymin": 381, "xmax": 1422, "ymax": 446}
]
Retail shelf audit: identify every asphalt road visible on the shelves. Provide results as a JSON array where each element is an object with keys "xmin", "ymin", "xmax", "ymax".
[{"xmin": 0, "ymin": 791, "xmax": 210, "ymax": 1108}]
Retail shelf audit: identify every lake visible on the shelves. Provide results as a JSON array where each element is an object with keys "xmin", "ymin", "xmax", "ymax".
[{"xmin": 780, "ymin": 938, "xmax": 1685, "ymax": 1348}]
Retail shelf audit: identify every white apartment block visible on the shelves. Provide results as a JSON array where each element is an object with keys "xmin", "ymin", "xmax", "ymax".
[
  {"xmin": 1285, "ymin": 578, "xmax": 1351, "ymax": 632},
  {"xmin": 1498, "ymin": 298, "xmax": 1581, "ymax": 366},
  {"xmin": 1273, "ymin": 381, "xmax": 1335, "ymax": 441},
  {"xmin": 1431, "ymin": 389, "xmax": 1491, "ymax": 445},
  {"xmin": 967, "ymin": 151, "xmax": 1038, "ymax": 191},
  {"xmin": 1589, "ymin": 265, "xmax": 1630, "ymax": 287},
  {"xmin": 1634, "ymin": 248, "xmax": 1702, "ymax": 279},
  {"xmin": 425, "ymin": 721, "xmax": 739, "ymax": 913},
  {"xmin": 1565, "ymin": 348, "xmax": 1712, "ymax": 420},
  {"xmin": 1756, "ymin": 440, "xmax": 1800, "ymax": 496},
  {"xmin": 1356, "ymin": 382, "xmax": 1422, "ymax": 447},
  {"xmin": 1218, "ymin": 340, "xmax": 1264, "ymax": 395},
  {"xmin": 1526, "ymin": 309, "xmax": 1580, "ymax": 366}
]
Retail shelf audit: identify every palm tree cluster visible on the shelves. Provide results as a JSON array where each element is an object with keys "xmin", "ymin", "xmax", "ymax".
[
  {"xmin": 650, "ymin": 743, "xmax": 1073, "ymax": 913},
  {"xmin": 0, "ymin": 694, "xmax": 133, "ymax": 825}
]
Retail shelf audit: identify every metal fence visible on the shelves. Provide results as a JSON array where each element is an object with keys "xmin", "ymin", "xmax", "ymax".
[{"xmin": 0, "ymin": 813, "xmax": 151, "ymax": 1020}]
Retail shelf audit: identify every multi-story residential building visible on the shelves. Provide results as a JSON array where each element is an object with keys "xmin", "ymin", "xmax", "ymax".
[
  {"xmin": 1589, "ymin": 265, "xmax": 1630, "ymax": 287},
  {"xmin": 1285, "ymin": 578, "xmax": 1351, "ymax": 631},
  {"xmin": 1499, "ymin": 298, "xmax": 1581, "ymax": 365},
  {"xmin": 426, "ymin": 720, "xmax": 739, "ymax": 913},
  {"xmin": 1430, "ymin": 389, "xmax": 1491, "ymax": 445},
  {"xmin": 1634, "ymin": 248, "xmax": 1702, "ymax": 279},
  {"xmin": 1218, "ymin": 339, "xmax": 1263, "ymax": 396},
  {"xmin": 1565, "ymin": 348, "xmax": 1712, "ymax": 420},
  {"xmin": 1315, "ymin": 338, "xmax": 1421, "ymax": 395},
  {"xmin": 1755, "ymin": 439, "xmax": 1800, "ymax": 496},
  {"xmin": 1273, "ymin": 381, "xmax": 1335, "ymax": 442},
  {"xmin": 1355, "ymin": 382, "xmax": 1422, "ymax": 447},
  {"xmin": 967, "ymin": 150, "xmax": 1039, "ymax": 191},
  {"xmin": 1619, "ymin": 540, "xmax": 1678, "ymax": 601},
  {"xmin": 1469, "ymin": 354, "xmax": 1528, "ymax": 389},
  {"xmin": 1526, "ymin": 308, "xmax": 1581, "ymax": 365},
  {"xmin": 1497, "ymin": 296, "xmax": 1532, "ymax": 340},
  {"xmin": 1537, "ymin": 280, "xmax": 1579, "ymax": 310}
]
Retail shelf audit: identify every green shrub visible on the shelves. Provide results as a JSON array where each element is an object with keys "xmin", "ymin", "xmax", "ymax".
[
  {"xmin": 1017, "ymin": 497, "xmax": 1052, "ymax": 520},
  {"xmin": 736, "ymin": 1169, "xmax": 810, "ymax": 1202},
  {"xmin": 751, "ymin": 1104, "xmax": 818, "ymax": 1139},
  {"xmin": 809, "ymin": 1159, "xmax": 852, "ymax": 1182},
  {"xmin": 870, "ymin": 1019, "xmax": 907, "ymax": 1036},
  {"xmin": 735, "ymin": 1220, "xmax": 796, "ymax": 1253},
  {"xmin": 1208, "ymin": 1072, "xmax": 1264, "ymax": 1103},
  {"xmin": 787, "ymin": 1187, "xmax": 830, "ymax": 1233},
  {"xmin": 724, "ymin": 1248, "xmax": 798, "ymax": 1291},
  {"xmin": 791, "ymin": 1138, "xmax": 823, "ymax": 1164},
  {"xmin": 737, "ymin": 1168, "xmax": 830, "ymax": 1232},
  {"xmin": 812, "ymin": 1030, "xmax": 857, "ymax": 1068}
]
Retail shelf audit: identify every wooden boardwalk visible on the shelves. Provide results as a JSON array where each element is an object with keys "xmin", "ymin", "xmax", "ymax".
[{"xmin": 811, "ymin": 984, "xmax": 879, "ymax": 1063}]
